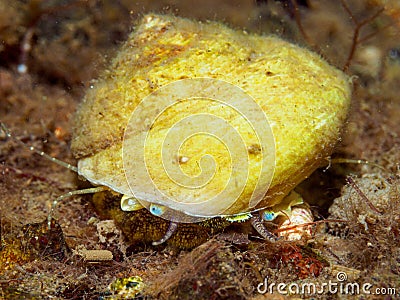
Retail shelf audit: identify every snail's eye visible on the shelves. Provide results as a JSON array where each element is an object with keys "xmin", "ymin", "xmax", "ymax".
[
  {"xmin": 262, "ymin": 211, "xmax": 276, "ymax": 221},
  {"xmin": 149, "ymin": 204, "xmax": 166, "ymax": 216}
]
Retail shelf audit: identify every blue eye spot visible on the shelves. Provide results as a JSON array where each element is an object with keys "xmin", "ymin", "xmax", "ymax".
[
  {"xmin": 149, "ymin": 204, "xmax": 165, "ymax": 216},
  {"xmin": 262, "ymin": 211, "xmax": 276, "ymax": 221}
]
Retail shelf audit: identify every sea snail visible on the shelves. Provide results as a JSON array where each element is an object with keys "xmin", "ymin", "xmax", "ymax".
[{"xmin": 68, "ymin": 14, "xmax": 351, "ymax": 247}]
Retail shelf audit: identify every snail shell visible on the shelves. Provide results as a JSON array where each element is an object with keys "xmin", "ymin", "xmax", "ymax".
[{"xmin": 71, "ymin": 14, "xmax": 351, "ymax": 222}]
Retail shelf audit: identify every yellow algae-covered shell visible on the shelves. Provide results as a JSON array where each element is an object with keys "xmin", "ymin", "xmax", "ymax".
[{"xmin": 71, "ymin": 14, "xmax": 351, "ymax": 222}]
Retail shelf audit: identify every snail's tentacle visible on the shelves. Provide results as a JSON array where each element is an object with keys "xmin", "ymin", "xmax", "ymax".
[
  {"xmin": 0, "ymin": 122, "xmax": 78, "ymax": 172},
  {"xmin": 48, "ymin": 186, "xmax": 109, "ymax": 228},
  {"xmin": 152, "ymin": 221, "xmax": 178, "ymax": 246},
  {"xmin": 250, "ymin": 214, "xmax": 278, "ymax": 242}
]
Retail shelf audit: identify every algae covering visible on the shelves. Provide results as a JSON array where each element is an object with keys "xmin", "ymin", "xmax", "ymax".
[{"xmin": 72, "ymin": 14, "xmax": 350, "ymax": 221}]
